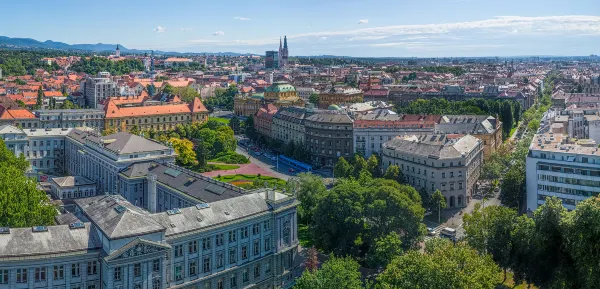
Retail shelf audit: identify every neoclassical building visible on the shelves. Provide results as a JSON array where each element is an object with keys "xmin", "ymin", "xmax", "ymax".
[
  {"xmin": 234, "ymin": 82, "xmax": 303, "ymax": 117},
  {"xmin": 0, "ymin": 190, "xmax": 300, "ymax": 289}
]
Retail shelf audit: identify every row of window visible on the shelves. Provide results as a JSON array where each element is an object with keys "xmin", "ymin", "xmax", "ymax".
[
  {"xmin": 538, "ymin": 174, "xmax": 600, "ymax": 187},
  {"xmin": 537, "ymin": 164, "xmax": 600, "ymax": 177},
  {"xmin": 174, "ymin": 255, "xmax": 271, "ymax": 284},
  {"xmin": 0, "ymin": 261, "xmax": 98, "ymax": 284},
  {"xmin": 536, "ymin": 184, "xmax": 598, "ymax": 197}
]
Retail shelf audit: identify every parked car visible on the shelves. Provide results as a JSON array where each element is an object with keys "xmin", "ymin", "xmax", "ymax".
[
  {"xmin": 288, "ymin": 168, "xmax": 295, "ymax": 173},
  {"xmin": 427, "ymin": 227, "xmax": 437, "ymax": 236},
  {"xmin": 254, "ymin": 152, "xmax": 261, "ymax": 156}
]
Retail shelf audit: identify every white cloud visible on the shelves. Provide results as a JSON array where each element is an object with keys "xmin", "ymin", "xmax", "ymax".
[
  {"xmin": 358, "ymin": 19, "xmax": 369, "ymax": 25},
  {"xmin": 319, "ymin": 37, "xmax": 327, "ymax": 41},
  {"xmin": 234, "ymin": 17, "xmax": 251, "ymax": 21},
  {"xmin": 180, "ymin": 28, "xmax": 192, "ymax": 32},
  {"xmin": 212, "ymin": 31, "xmax": 225, "ymax": 36},
  {"xmin": 153, "ymin": 26, "xmax": 166, "ymax": 33}
]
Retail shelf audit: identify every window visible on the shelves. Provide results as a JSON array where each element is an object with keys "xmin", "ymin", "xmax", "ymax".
[
  {"xmin": 203, "ymin": 281, "xmax": 212, "ymax": 289},
  {"xmin": 203, "ymin": 256, "xmax": 211, "ymax": 273},
  {"xmin": 241, "ymin": 245, "xmax": 248, "ymax": 260},
  {"xmin": 265, "ymin": 262, "xmax": 271, "ymax": 274},
  {"xmin": 264, "ymin": 237, "xmax": 271, "ymax": 251},
  {"xmin": 70, "ymin": 263, "xmax": 81, "ymax": 278},
  {"xmin": 134, "ymin": 263, "xmax": 141, "ymax": 277},
  {"xmin": 189, "ymin": 240, "xmax": 198, "ymax": 253},
  {"xmin": 228, "ymin": 230, "xmax": 237, "ymax": 242},
  {"xmin": 217, "ymin": 251, "xmax": 224, "ymax": 268},
  {"xmin": 189, "ymin": 261, "xmax": 198, "ymax": 276},
  {"xmin": 442, "ymin": 173, "xmax": 446, "ymax": 178},
  {"xmin": 263, "ymin": 220, "xmax": 271, "ymax": 231},
  {"xmin": 217, "ymin": 278, "xmax": 224, "ymax": 289},
  {"xmin": 229, "ymin": 247, "xmax": 237, "ymax": 264},
  {"xmin": 152, "ymin": 259, "xmax": 160, "ymax": 272},
  {"xmin": 458, "ymin": 182, "xmax": 463, "ymax": 190},
  {"xmin": 202, "ymin": 238, "xmax": 211, "ymax": 250},
  {"xmin": 230, "ymin": 274, "xmax": 237, "ymax": 288},
  {"xmin": 16, "ymin": 268, "xmax": 27, "ymax": 283},
  {"xmin": 254, "ymin": 264, "xmax": 261, "ymax": 278},
  {"xmin": 450, "ymin": 172, "xmax": 454, "ymax": 178},
  {"xmin": 152, "ymin": 279, "xmax": 161, "ymax": 289},
  {"xmin": 174, "ymin": 264, "xmax": 183, "ymax": 281},
  {"xmin": 87, "ymin": 261, "xmax": 97, "ymax": 275},
  {"xmin": 36, "ymin": 267, "xmax": 47, "ymax": 282},
  {"xmin": 0, "ymin": 270, "xmax": 8, "ymax": 284},
  {"xmin": 88, "ymin": 284, "xmax": 97, "ymax": 289},
  {"xmin": 114, "ymin": 267, "xmax": 122, "ymax": 281},
  {"xmin": 174, "ymin": 244, "xmax": 183, "ymax": 257},
  {"xmin": 241, "ymin": 227, "xmax": 249, "ymax": 239},
  {"xmin": 253, "ymin": 223, "xmax": 261, "ymax": 235},
  {"xmin": 242, "ymin": 268, "xmax": 249, "ymax": 282},
  {"xmin": 216, "ymin": 233, "xmax": 224, "ymax": 246}
]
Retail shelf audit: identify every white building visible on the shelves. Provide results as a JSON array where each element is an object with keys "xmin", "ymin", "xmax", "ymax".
[
  {"xmin": 526, "ymin": 133, "xmax": 600, "ymax": 211},
  {"xmin": 381, "ymin": 134, "xmax": 483, "ymax": 208},
  {"xmin": 50, "ymin": 176, "xmax": 97, "ymax": 199}
]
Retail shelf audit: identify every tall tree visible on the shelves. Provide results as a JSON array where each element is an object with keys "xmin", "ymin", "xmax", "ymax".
[
  {"xmin": 333, "ymin": 156, "xmax": 352, "ymax": 179},
  {"xmin": 309, "ymin": 93, "xmax": 320, "ymax": 105},
  {"xmin": 228, "ymin": 115, "xmax": 241, "ymax": 134},
  {"xmin": 295, "ymin": 256, "xmax": 364, "ymax": 289},
  {"xmin": 295, "ymin": 172, "xmax": 326, "ymax": 225},
  {"xmin": 499, "ymin": 160, "xmax": 526, "ymax": 211},
  {"xmin": 376, "ymin": 239, "xmax": 501, "ymax": 289},
  {"xmin": 366, "ymin": 154, "xmax": 380, "ymax": 177},
  {"xmin": 352, "ymin": 154, "xmax": 367, "ymax": 178},
  {"xmin": 169, "ymin": 138, "xmax": 197, "ymax": 166},
  {"xmin": 430, "ymin": 189, "xmax": 446, "ymax": 223},
  {"xmin": 36, "ymin": 85, "xmax": 44, "ymax": 108},
  {"xmin": 501, "ymin": 101, "xmax": 513, "ymax": 138}
]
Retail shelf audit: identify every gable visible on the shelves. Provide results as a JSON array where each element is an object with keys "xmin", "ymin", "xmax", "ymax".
[{"xmin": 105, "ymin": 238, "xmax": 170, "ymax": 262}]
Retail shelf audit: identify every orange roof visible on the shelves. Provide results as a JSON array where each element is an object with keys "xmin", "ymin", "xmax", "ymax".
[
  {"xmin": 44, "ymin": 91, "xmax": 63, "ymax": 97},
  {"xmin": 0, "ymin": 108, "xmax": 35, "ymax": 120},
  {"xmin": 22, "ymin": 92, "xmax": 37, "ymax": 98},
  {"xmin": 191, "ymin": 97, "xmax": 208, "ymax": 113},
  {"xmin": 105, "ymin": 98, "xmax": 207, "ymax": 118}
]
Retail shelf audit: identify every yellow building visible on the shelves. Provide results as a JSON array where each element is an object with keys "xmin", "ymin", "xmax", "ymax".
[{"xmin": 234, "ymin": 82, "xmax": 304, "ymax": 117}]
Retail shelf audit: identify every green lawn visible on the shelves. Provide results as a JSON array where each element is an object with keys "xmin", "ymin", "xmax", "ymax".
[
  {"xmin": 210, "ymin": 117, "xmax": 230, "ymax": 124},
  {"xmin": 214, "ymin": 174, "xmax": 287, "ymax": 188},
  {"xmin": 498, "ymin": 271, "xmax": 538, "ymax": 289},
  {"xmin": 298, "ymin": 223, "xmax": 314, "ymax": 248},
  {"xmin": 210, "ymin": 163, "xmax": 240, "ymax": 170},
  {"xmin": 509, "ymin": 126, "xmax": 518, "ymax": 139}
]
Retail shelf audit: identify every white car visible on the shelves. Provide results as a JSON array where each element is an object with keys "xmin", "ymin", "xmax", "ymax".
[{"xmin": 254, "ymin": 152, "xmax": 261, "ymax": 156}]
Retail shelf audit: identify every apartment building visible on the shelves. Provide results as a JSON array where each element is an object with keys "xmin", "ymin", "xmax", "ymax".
[
  {"xmin": 305, "ymin": 111, "xmax": 354, "ymax": 168},
  {"xmin": 381, "ymin": 134, "xmax": 483, "ymax": 208},
  {"xmin": 526, "ymin": 133, "xmax": 600, "ymax": 210},
  {"xmin": 272, "ymin": 107, "xmax": 312, "ymax": 146},
  {"xmin": 34, "ymin": 109, "xmax": 105, "ymax": 130},
  {"xmin": 435, "ymin": 115, "xmax": 502, "ymax": 158},
  {"xmin": 83, "ymin": 77, "xmax": 118, "ymax": 108}
]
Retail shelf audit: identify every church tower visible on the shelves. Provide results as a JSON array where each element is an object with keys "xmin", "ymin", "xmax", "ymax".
[
  {"xmin": 280, "ymin": 36, "xmax": 289, "ymax": 69},
  {"xmin": 115, "ymin": 45, "xmax": 120, "ymax": 57}
]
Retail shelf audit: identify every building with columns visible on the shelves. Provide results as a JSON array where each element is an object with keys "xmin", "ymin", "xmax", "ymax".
[{"xmin": 0, "ymin": 189, "xmax": 299, "ymax": 289}]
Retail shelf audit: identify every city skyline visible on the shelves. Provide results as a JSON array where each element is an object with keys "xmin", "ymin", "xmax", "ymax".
[{"xmin": 0, "ymin": 0, "xmax": 599, "ymax": 57}]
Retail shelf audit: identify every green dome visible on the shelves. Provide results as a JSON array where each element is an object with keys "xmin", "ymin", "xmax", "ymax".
[
  {"xmin": 265, "ymin": 81, "xmax": 296, "ymax": 93},
  {"xmin": 328, "ymin": 104, "xmax": 341, "ymax": 110},
  {"xmin": 251, "ymin": 93, "xmax": 264, "ymax": 99}
]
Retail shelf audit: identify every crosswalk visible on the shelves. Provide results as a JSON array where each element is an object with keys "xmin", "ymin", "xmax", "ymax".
[{"xmin": 423, "ymin": 221, "xmax": 445, "ymax": 242}]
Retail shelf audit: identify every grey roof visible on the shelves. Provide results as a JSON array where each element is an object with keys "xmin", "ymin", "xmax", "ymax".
[
  {"xmin": 383, "ymin": 134, "xmax": 481, "ymax": 159},
  {"xmin": 75, "ymin": 195, "xmax": 165, "ymax": 239},
  {"xmin": 0, "ymin": 125, "xmax": 25, "ymax": 135},
  {"xmin": 51, "ymin": 176, "xmax": 96, "ymax": 188},
  {"xmin": 273, "ymin": 107, "xmax": 310, "ymax": 124},
  {"xmin": 120, "ymin": 162, "xmax": 245, "ymax": 203},
  {"xmin": 67, "ymin": 129, "xmax": 169, "ymax": 155},
  {"xmin": 354, "ymin": 109, "xmax": 401, "ymax": 121},
  {"xmin": 305, "ymin": 112, "xmax": 354, "ymax": 124},
  {"xmin": 151, "ymin": 193, "xmax": 271, "ymax": 237},
  {"xmin": 0, "ymin": 223, "xmax": 101, "ymax": 258},
  {"xmin": 436, "ymin": 115, "xmax": 497, "ymax": 135}
]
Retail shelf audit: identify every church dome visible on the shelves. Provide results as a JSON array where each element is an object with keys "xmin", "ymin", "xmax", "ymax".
[{"xmin": 328, "ymin": 104, "xmax": 341, "ymax": 111}]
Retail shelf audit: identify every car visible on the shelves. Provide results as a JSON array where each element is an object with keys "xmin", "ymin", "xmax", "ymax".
[
  {"xmin": 427, "ymin": 227, "xmax": 437, "ymax": 236},
  {"xmin": 270, "ymin": 156, "xmax": 277, "ymax": 161},
  {"xmin": 254, "ymin": 152, "xmax": 261, "ymax": 156},
  {"xmin": 288, "ymin": 168, "xmax": 295, "ymax": 173}
]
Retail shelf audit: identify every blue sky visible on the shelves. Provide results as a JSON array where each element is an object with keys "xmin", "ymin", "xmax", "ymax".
[{"xmin": 1, "ymin": 0, "xmax": 599, "ymax": 57}]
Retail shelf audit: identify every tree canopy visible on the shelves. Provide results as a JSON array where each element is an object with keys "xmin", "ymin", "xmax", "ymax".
[{"xmin": 70, "ymin": 56, "xmax": 144, "ymax": 75}]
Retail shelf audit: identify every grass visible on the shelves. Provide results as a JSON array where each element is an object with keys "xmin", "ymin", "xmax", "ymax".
[
  {"xmin": 214, "ymin": 174, "xmax": 287, "ymax": 188},
  {"xmin": 210, "ymin": 163, "xmax": 240, "ymax": 170},
  {"xmin": 210, "ymin": 117, "xmax": 230, "ymax": 124},
  {"xmin": 509, "ymin": 126, "xmax": 518, "ymax": 139},
  {"xmin": 298, "ymin": 223, "xmax": 314, "ymax": 248},
  {"xmin": 498, "ymin": 271, "xmax": 538, "ymax": 289}
]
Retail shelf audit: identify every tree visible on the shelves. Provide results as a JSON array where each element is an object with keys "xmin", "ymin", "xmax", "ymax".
[
  {"xmin": 36, "ymin": 86, "xmax": 44, "ymax": 108},
  {"xmin": 0, "ymin": 139, "xmax": 57, "ymax": 227},
  {"xmin": 173, "ymin": 86, "xmax": 200, "ymax": 103},
  {"xmin": 430, "ymin": 190, "xmax": 446, "ymax": 223},
  {"xmin": 309, "ymin": 93, "xmax": 320, "ymax": 105},
  {"xmin": 61, "ymin": 100, "xmax": 75, "ymax": 109},
  {"xmin": 352, "ymin": 154, "xmax": 367, "ymax": 178},
  {"xmin": 383, "ymin": 165, "xmax": 400, "ymax": 182},
  {"xmin": 501, "ymin": 101, "xmax": 513, "ymax": 138},
  {"xmin": 295, "ymin": 173, "xmax": 326, "ymax": 225},
  {"xmin": 295, "ymin": 256, "xmax": 364, "ymax": 289},
  {"xmin": 304, "ymin": 246, "xmax": 320, "ymax": 272},
  {"xmin": 228, "ymin": 115, "xmax": 241, "ymax": 134},
  {"xmin": 376, "ymin": 239, "xmax": 501, "ymax": 289},
  {"xmin": 366, "ymin": 154, "xmax": 380, "ymax": 177},
  {"xmin": 368, "ymin": 232, "xmax": 403, "ymax": 268},
  {"xmin": 463, "ymin": 205, "xmax": 518, "ymax": 282},
  {"xmin": 162, "ymin": 83, "xmax": 174, "ymax": 95},
  {"xmin": 169, "ymin": 138, "xmax": 197, "ymax": 166},
  {"xmin": 499, "ymin": 160, "xmax": 526, "ymax": 211},
  {"xmin": 243, "ymin": 116, "xmax": 256, "ymax": 139},
  {"xmin": 333, "ymin": 156, "xmax": 352, "ymax": 179},
  {"xmin": 510, "ymin": 215, "xmax": 535, "ymax": 287},
  {"xmin": 513, "ymin": 101, "xmax": 522, "ymax": 125}
]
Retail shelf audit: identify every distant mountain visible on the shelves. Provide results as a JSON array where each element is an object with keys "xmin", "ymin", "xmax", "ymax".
[{"xmin": 0, "ymin": 35, "xmax": 253, "ymax": 56}]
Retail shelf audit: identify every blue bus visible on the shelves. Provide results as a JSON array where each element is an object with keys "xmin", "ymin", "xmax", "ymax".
[{"xmin": 279, "ymin": 155, "xmax": 312, "ymax": 172}]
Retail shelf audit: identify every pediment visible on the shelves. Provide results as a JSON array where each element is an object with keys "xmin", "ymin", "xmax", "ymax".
[{"xmin": 106, "ymin": 238, "xmax": 170, "ymax": 262}]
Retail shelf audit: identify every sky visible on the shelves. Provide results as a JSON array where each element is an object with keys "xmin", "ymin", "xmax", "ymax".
[{"xmin": 1, "ymin": 0, "xmax": 599, "ymax": 57}]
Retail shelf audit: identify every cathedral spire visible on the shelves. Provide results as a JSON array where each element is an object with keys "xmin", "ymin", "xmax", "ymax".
[
  {"xmin": 279, "ymin": 37, "xmax": 282, "ymax": 50},
  {"xmin": 284, "ymin": 35, "xmax": 288, "ymax": 49}
]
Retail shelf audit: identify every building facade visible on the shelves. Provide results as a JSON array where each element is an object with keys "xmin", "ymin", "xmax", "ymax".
[
  {"xmin": 272, "ymin": 107, "xmax": 311, "ymax": 146},
  {"xmin": 234, "ymin": 83, "xmax": 302, "ymax": 118},
  {"xmin": 35, "ymin": 109, "xmax": 105, "ymax": 130},
  {"xmin": 434, "ymin": 115, "xmax": 503, "ymax": 158},
  {"xmin": 353, "ymin": 111, "xmax": 439, "ymax": 157},
  {"xmin": 254, "ymin": 104, "xmax": 277, "ymax": 139},
  {"xmin": 317, "ymin": 88, "xmax": 363, "ymax": 109},
  {"xmin": 526, "ymin": 133, "xmax": 600, "ymax": 211},
  {"xmin": 381, "ymin": 134, "xmax": 483, "ymax": 208},
  {"xmin": 0, "ymin": 190, "xmax": 300, "ymax": 289},
  {"xmin": 304, "ymin": 111, "xmax": 354, "ymax": 168},
  {"xmin": 103, "ymin": 98, "xmax": 208, "ymax": 133},
  {"xmin": 83, "ymin": 77, "xmax": 118, "ymax": 109}
]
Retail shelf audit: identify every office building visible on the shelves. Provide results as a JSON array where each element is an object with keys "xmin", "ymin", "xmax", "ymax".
[
  {"xmin": 381, "ymin": 134, "xmax": 483, "ymax": 208},
  {"xmin": 83, "ymin": 76, "xmax": 118, "ymax": 108},
  {"xmin": 526, "ymin": 133, "xmax": 600, "ymax": 211},
  {"xmin": 35, "ymin": 109, "xmax": 105, "ymax": 130},
  {"xmin": 305, "ymin": 110, "xmax": 354, "ymax": 168},
  {"xmin": 265, "ymin": 51, "xmax": 279, "ymax": 69}
]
